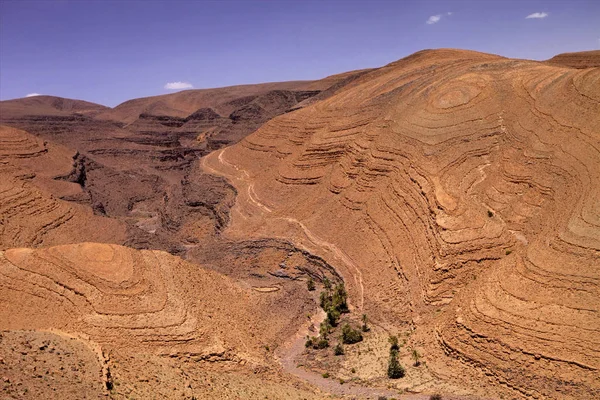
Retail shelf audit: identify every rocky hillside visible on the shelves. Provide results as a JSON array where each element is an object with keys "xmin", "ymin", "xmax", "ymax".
[{"xmin": 203, "ymin": 48, "xmax": 600, "ymax": 399}]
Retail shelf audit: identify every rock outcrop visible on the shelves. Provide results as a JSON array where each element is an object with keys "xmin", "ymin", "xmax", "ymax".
[{"xmin": 203, "ymin": 49, "xmax": 600, "ymax": 399}]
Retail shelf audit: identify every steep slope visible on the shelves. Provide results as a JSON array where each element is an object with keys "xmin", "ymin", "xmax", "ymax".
[
  {"xmin": 0, "ymin": 242, "xmax": 325, "ymax": 399},
  {"xmin": 0, "ymin": 126, "xmax": 127, "ymax": 249},
  {"xmin": 0, "ymin": 70, "xmax": 375, "ymax": 260},
  {"xmin": 203, "ymin": 49, "xmax": 600, "ymax": 399}
]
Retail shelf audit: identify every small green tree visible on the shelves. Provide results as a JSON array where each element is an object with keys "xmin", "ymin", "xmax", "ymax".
[
  {"xmin": 361, "ymin": 314, "xmax": 370, "ymax": 332},
  {"xmin": 323, "ymin": 277, "xmax": 332, "ymax": 290},
  {"xmin": 307, "ymin": 276, "xmax": 315, "ymax": 291},
  {"xmin": 314, "ymin": 338, "xmax": 329, "ymax": 349},
  {"xmin": 334, "ymin": 343, "xmax": 344, "ymax": 356},
  {"xmin": 331, "ymin": 284, "xmax": 349, "ymax": 313},
  {"xmin": 320, "ymin": 320, "xmax": 332, "ymax": 337},
  {"xmin": 387, "ymin": 349, "xmax": 405, "ymax": 379},
  {"xmin": 341, "ymin": 323, "xmax": 363, "ymax": 344},
  {"xmin": 326, "ymin": 308, "xmax": 341, "ymax": 327},
  {"xmin": 412, "ymin": 349, "xmax": 421, "ymax": 366},
  {"xmin": 320, "ymin": 291, "xmax": 332, "ymax": 310},
  {"xmin": 305, "ymin": 336, "xmax": 314, "ymax": 348}
]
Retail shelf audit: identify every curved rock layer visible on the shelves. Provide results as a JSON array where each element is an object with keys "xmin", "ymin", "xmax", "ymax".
[
  {"xmin": 0, "ymin": 242, "xmax": 312, "ymax": 359},
  {"xmin": 0, "ymin": 242, "xmax": 324, "ymax": 398},
  {"xmin": 546, "ymin": 50, "xmax": 600, "ymax": 68},
  {"xmin": 204, "ymin": 49, "xmax": 600, "ymax": 398},
  {"xmin": 0, "ymin": 126, "xmax": 127, "ymax": 249}
]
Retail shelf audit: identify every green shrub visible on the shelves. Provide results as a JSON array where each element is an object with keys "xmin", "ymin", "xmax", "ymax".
[
  {"xmin": 331, "ymin": 284, "xmax": 349, "ymax": 313},
  {"xmin": 361, "ymin": 314, "xmax": 370, "ymax": 332},
  {"xmin": 320, "ymin": 291, "xmax": 331, "ymax": 310},
  {"xmin": 320, "ymin": 320, "xmax": 332, "ymax": 337},
  {"xmin": 319, "ymin": 282, "xmax": 348, "ymax": 316},
  {"xmin": 387, "ymin": 350, "xmax": 405, "ymax": 379},
  {"xmin": 326, "ymin": 308, "xmax": 340, "ymax": 326},
  {"xmin": 305, "ymin": 336, "xmax": 314, "ymax": 348},
  {"xmin": 429, "ymin": 395, "xmax": 442, "ymax": 400},
  {"xmin": 341, "ymin": 323, "xmax": 363, "ymax": 344},
  {"xmin": 313, "ymin": 337, "xmax": 329, "ymax": 349},
  {"xmin": 412, "ymin": 349, "xmax": 421, "ymax": 366},
  {"xmin": 487, "ymin": 210, "xmax": 494, "ymax": 218},
  {"xmin": 334, "ymin": 343, "xmax": 344, "ymax": 355},
  {"xmin": 322, "ymin": 372, "xmax": 330, "ymax": 379},
  {"xmin": 307, "ymin": 276, "xmax": 315, "ymax": 291}
]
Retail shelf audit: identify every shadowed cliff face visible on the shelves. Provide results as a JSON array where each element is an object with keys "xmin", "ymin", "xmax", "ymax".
[
  {"xmin": 203, "ymin": 48, "xmax": 600, "ymax": 399},
  {"xmin": 0, "ymin": 73, "xmax": 365, "ymax": 255}
]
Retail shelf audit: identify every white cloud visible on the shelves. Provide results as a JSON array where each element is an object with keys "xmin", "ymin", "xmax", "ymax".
[
  {"xmin": 164, "ymin": 81, "xmax": 193, "ymax": 90},
  {"xmin": 426, "ymin": 12, "xmax": 453, "ymax": 25},
  {"xmin": 26, "ymin": 93, "xmax": 42, "ymax": 97},
  {"xmin": 427, "ymin": 14, "xmax": 442, "ymax": 24},
  {"xmin": 526, "ymin": 12, "xmax": 548, "ymax": 19}
]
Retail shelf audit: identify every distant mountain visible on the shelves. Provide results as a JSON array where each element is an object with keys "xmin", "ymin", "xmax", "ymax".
[
  {"xmin": 545, "ymin": 50, "xmax": 600, "ymax": 68},
  {"xmin": 0, "ymin": 95, "xmax": 109, "ymax": 117}
]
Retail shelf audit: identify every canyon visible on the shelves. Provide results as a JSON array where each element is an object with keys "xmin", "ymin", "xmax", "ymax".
[{"xmin": 1, "ymin": 49, "xmax": 599, "ymax": 399}]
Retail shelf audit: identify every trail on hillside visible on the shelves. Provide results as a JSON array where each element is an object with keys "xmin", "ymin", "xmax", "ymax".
[
  {"xmin": 201, "ymin": 148, "xmax": 432, "ymax": 399},
  {"xmin": 203, "ymin": 148, "xmax": 364, "ymax": 309}
]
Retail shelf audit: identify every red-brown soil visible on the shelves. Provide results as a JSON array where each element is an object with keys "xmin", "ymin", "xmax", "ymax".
[
  {"xmin": 203, "ymin": 48, "xmax": 600, "ymax": 399},
  {"xmin": 1, "ymin": 48, "xmax": 598, "ymax": 399},
  {"xmin": 546, "ymin": 50, "xmax": 600, "ymax": 68}
]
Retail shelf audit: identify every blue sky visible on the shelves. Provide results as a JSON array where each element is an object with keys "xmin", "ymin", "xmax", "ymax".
[{"xmin": 1, "ymin": 0, "xmax": 598, "ymax": 106}]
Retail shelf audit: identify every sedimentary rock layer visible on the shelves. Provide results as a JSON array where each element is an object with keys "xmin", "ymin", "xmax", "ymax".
[{"xmin": 204, "ymin": 49, "xmax": 600, "ymax": 398}]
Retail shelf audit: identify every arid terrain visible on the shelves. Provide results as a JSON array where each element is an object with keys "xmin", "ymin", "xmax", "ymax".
[{"xmin": 1, "ymin": 49, "xmax": 599, "ymax": 400}]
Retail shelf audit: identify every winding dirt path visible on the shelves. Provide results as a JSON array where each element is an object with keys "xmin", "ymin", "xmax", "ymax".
[
  {"xmin": 201, "ymin": 149, "xmax": 432, "ymax": 399},
  {"xmin": 203, "ymin": 149, "xmax": 365, "ymax": 309}
]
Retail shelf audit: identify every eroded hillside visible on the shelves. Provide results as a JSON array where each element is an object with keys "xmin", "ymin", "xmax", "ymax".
[
  {"xmin": 0, "ymin": 48, "xmax": 598, "ymax": 400},
  {"xmin": 203, "ymin": 49, "xmax": 600, "ymax": 399}
]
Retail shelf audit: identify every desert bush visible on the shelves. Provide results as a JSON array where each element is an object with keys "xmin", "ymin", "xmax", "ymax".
[
  {"xmin": 334, "ymin": 343, "xmax": 344, "ymax": 355},
  {"xmin": 320, "ymin": 320, "xmax": 332, "ymax": 337},
  {"xmin": 412, "ymin": 349, "xmax": 421, "ymax": 366},
  {"xmin": 320, "ymin": 283, "xmax": 348, "ymax": 310},
  {"xmin": 430, "ymin": 395, "xmax": 442, "ymax": 400},
  {"xmin": 341, "ymin": 323, "xmax": 363, "ymax": 344},
  {"xmin": 320, "ymin": 290, "xmax": 331, "ymax": 310},
  {"xmin": 307, "ymin": 276, "xmax": 315, "ymax": 291},
  {"xmin": 322, "ymin": 372, "xmax": 330, "ymax": 378},
  {"xmin": 331, "ymin": 284, "xmax": 349, "ymax": 313},
  {"xmin": 387, "ymin": 349, "xmax": 405, "ymax": 379},
  {"xmin": 305, "ymin": 336, "xmax": 314, "ymax": 348},
  {"xmin": 313, "ymin": 337, "xmax": 329, "ymax": 349},
  {"xmin": 326, "ymin": 308, "xmax": 340, "ymax": 326},
  {"xmin": 361, "ymin": 314, "xmax": 370, "ymax": 332}
]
